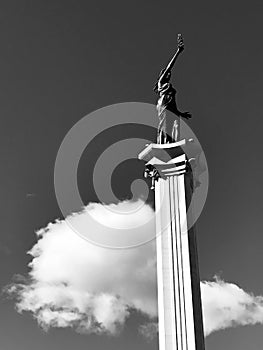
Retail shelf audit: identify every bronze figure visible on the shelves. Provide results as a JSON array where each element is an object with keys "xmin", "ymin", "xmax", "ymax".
[{"xmin": 154, "ymin": 34, "xmax": 191, "ymax": 144}]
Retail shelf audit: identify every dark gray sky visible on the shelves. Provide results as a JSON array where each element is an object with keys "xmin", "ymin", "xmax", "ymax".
[{"xmin": 1, "ymin": 1, "xmax": 263, "ymax": 349}]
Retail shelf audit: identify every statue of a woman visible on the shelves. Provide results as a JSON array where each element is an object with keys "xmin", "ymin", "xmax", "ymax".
[{"xmin": 154, "ymin": 34, "xmax": 191, "ymax": 144}]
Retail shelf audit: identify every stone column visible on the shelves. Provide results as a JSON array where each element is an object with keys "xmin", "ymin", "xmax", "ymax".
[{"xmin": 138, "ymin": 140, "xmax": 205, "ymax": 350}]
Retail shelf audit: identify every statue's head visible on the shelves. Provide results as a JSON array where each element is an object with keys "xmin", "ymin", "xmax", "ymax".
[
  {"xmin": 159, "ymin": 68, "xmax": 171, "ymax": 82},
  {"xmin": 153, "ymin": 69, "xmax": 171, "ymax": 92}
]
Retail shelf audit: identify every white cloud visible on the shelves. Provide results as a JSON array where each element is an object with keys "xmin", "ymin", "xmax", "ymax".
[
  {"xmin": 139, "ymin": 322, "xmax": 158, "ymax": 341},
  {"xmin": 7, "ymin": 200, "xmax": 157, "ymax": 335},
  {"xmin": 6, "ymin": 200, "xmax": 263, "ymax": 338},
  {"xmin": 201, "ymin": 277, "xmax": 263, "ymax": 336}
]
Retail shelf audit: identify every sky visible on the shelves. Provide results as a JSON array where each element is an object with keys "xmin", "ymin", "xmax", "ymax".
[{"xmin": 1, "ymin": 0, "xmax": 263, "ymax": 349}]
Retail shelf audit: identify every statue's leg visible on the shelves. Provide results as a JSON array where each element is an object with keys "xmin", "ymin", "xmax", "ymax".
[
  {"xmin": 157, "ymin": 115, "xmax": 167, "ymax": 144},
  {"xmin": 165, "ymin": 112, "xmax": 178, "ymax": 143},
  {"xmin": 157, "ymin": 126, "xmax": 160, "ymax": 144},
  {"xmin": 157, "ymin": 117, "xmax": 164, "ymax": 144},
  {"xmin": 172, "ymin": 118, "xmax": 180, "ymax": 142},
  {"xmin": 157, "ymin": 129, "xmax": 163, "ymax": 144},
  {"xmin": 161, "ymin": 130, "xmax": 166, "ymax": 144}
]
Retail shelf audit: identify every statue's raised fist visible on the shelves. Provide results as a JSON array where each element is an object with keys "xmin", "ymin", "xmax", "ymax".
[{"xmin": 177, "ymin": 33, "xmax": 184, "ymax": 52}]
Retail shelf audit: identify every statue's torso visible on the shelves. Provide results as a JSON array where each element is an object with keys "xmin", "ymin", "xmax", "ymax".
[{"xmin": 157, "ymin": 83, "xmax": 177, "ymax": 117}]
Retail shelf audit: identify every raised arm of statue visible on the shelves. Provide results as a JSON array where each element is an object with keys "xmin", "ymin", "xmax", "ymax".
[
  {"xmin": 166, "ymin": 34, "xmax": 184, "ymax": 71},
  {"xmin": 158, "ymin": 34, "xmax": 184, "ymax": 84}
]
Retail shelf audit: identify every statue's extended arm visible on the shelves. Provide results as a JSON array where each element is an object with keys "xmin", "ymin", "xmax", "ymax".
[
  {"xmin": 165, "ymin": 48, "xmax": 182, "ymax": 72},
  {"xmin": 159, "ymin": 34, "xmax": 184, "ymax": 83}
]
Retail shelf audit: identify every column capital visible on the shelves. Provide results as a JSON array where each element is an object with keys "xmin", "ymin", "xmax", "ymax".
[{"xmin": 139, "ymin": 139, "xmax": 194, "ymax": 178}]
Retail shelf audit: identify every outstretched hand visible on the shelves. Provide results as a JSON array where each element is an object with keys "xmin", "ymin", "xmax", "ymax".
[
  {"xmin": 181, "ymin": 111, "xmax": 192, "ymax": 119},
  {"xmin": 177, "ymin": 34, "xmax": 184, "ymax": 52}
]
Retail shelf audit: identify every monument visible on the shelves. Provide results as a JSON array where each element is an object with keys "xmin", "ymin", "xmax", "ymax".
[{"xmin": 138, "ymin": 35, "xmax": 205, "ymax": 350}]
